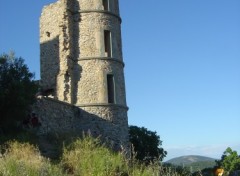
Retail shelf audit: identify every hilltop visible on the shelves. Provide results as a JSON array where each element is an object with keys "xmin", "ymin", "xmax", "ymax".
[
  {"xmin": 166, "ymin": 155, "xmax": 217, "ymax": 172},
  {"xmin": 166, "ymin": 155, "xmax": 216, "ymax": 165}
]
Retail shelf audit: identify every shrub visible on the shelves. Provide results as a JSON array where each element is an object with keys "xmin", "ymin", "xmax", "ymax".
[
  {"xmin": 61, "ymin": 135, "xmax": 188, "ymax": 176},
  {"xmin": 0, "ymin": 141, "xmax": 63, "ymax": 176},
  {"xmin": 61, "ymin": 136, "xmax": 129, "ymax": 176},
  {"xmin": 129, "ymin": 125, "xmax": 167, "ymax": 163},
  {"xmin": 0, "ymin": 53, "xmax": 38, "ymax": 129},
  {"xmin": 0, "ymin": 136, "xmax": 193, "ymax": 176}
]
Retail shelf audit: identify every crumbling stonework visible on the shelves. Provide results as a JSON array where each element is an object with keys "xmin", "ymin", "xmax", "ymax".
[
  {"xmin": 32, "ymin": 98, "xmax": 128, "ymax": 150},
  {"xmin": 37, "ymin": 0, "xmax": 129, "ymax": 150}
]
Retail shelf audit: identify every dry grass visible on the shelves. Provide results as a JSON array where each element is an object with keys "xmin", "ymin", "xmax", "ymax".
[
  {"xmin": 0, "ymin": 141, "xmax": 64, "ymax": 176},
  {"xmin": 61, "ymin": 136, "xmax": 129, "ymax": 175},
  {"xmin": 0, "ymin": 136, "xmax": 193, "ymax": 176}
]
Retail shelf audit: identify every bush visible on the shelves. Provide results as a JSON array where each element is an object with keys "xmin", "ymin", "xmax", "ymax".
[
  {"xmin": 0, "ymin": 52, "xmax": 38, "ymax": 129},
  {"xmin": 0, "ymin": 141, "xmax": 63, "ymax": 176},
  {"xmin": 129, "ymin": 125, "xmax": 167, "ymax": 163},
  {"xmin": 0, "ymin": 136, "xmax": 192, "ymax": 176},
  {"xmin": 61, "ymin": 135, "xmax": 129, "ymax": 175},
  {"xmin": 61, "ymin": 135, "xmax": 189, "ymax": 176}
]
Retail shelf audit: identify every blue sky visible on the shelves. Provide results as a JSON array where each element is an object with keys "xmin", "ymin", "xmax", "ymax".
[{"xmin": 0, "ymin": 0, "xmax": 239, "ymax": 161}]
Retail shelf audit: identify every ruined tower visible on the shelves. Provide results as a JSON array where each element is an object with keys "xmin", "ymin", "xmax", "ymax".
[{"xmin": 38, "ymin": 0, "xmax": 128, "ymax": 149}]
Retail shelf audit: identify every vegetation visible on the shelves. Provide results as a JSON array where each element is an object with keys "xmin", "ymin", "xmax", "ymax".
[
  {"xmin": 129, "ymin": 125, "xmax": 167, "ymax": 163},
  {"xmin": 0, "ymin": 135, "xmax": 193, "ymax": 176},
  {"xmin": 61, "ymin": 136, "xmax": 128, "ymax": 175},
  {"xmin": 187, "ymin": 161, "xmax": 216, "ymax": 173},
  {"xmin": 216, "ymin": 147, "xmax": 240, "ymax": 175},
  {"xmin": 0, "ymin": 141, "xmax": 63, "ymax": 176},
  {"xmin": 166, "ymin": 155, "xmax": 215, "ymax": 166},
  {"xmin": 1, "ymin": 52, "xmax": 239, "ymax": 175},
  {"xmin": 166, "ymin": 155, "xmax": 216, "ymax": 173},
  {"xmin": 167, "ymin": 148, "xmax": 240, "ymax": 176},
  {"xmin": 0, "ymin": 52, "xmax": 38, "ymax": 129}
]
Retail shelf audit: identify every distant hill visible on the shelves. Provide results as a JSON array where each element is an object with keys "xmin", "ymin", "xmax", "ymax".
[
  {"xmin": 166, "ymin": 155, "xmax": 215, "ymax": 166},
  {"xmin": 166, "ymin": 155, "xmax": 217, "ymax": 172}
]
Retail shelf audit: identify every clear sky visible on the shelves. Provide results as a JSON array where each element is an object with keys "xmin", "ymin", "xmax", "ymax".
[{"xmin": 0, "ymin": 0, "xmax": 239, "ymax": 161}]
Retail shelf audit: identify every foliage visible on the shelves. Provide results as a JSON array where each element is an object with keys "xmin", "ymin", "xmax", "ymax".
[
  {"xmin": 61, "ymin": 135, "xmax": 129, "ymax": 175},
  {"xmin": 186, "ymin": 161, "xmax": 216, "ymax": 173},
  {"xmin": 0, "ymin": 52, "xmax": 38, "ymax": 128},
  {"xmin": 216, "ymin": 147, "xmax": 240, "ymax": 174},
  {"xmin": 167, "ymin": 155, "xmax": 215, "ymax": 166},
  {"xmin": 0, "ymin": 129, "xmax": 38, "ymax": 146},
  {"xmin": 162, "ymin": 163, "xmax": 192, "ymax": 176},
  {"xmin": 0, "ymin": 141, "xmax": 64, "ymax": 176},
  {"xmin": 61, "ymin": 135, "xmax": 163, "ymax": 175},
  {"xmin": 129, "ymin": 125, "xmax": 167, "ymax": 163},
  {"xmin": 0, "ymin": 135, "xmax": 193, "ymax": 176}
]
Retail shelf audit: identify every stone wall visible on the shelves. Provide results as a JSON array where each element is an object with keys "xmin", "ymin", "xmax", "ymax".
[
  {"xmin": 75, "ymin": 59, "xmax": 126, "ymax": 105},
  {"xmin": 77, "ymin": 12, "xmax": 122, "ymax": 59},
  {"xmin": 40, "ymin": 2, "xmax": 62, "ymax": 91},
  {"xmin": 38, "ymin": 0, "xmax": 129, "ymax": 151},
  {"xmin": 40, "ymin": 0, "xmax": 124, "ymax": 99},
  {"xmin": 32, "ymin": 97, "xmax": 129, "ymax": 150},
  {"xmin": 78, "ymin": 0, "xmax": 120, "ymax": 15}
]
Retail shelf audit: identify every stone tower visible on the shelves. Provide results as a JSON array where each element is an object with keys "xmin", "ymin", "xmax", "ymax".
[{"xmin": 38, "ymin": 0, "xmax": 128, "ymax": 150}]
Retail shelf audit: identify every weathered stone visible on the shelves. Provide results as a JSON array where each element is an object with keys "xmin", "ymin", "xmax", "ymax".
[{"xmin": 36, "ymin": 0, "xmax": 129, "ymax": 151}]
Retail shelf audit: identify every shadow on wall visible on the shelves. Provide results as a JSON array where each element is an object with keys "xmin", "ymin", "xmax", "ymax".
[
  {"xmin": 40, "ymin": 37, "xmax": 60, "ymax": 94},
  {"xmin": 32, "ymin": 97, "xmax": 128, "ymax": 159},
  {"xmin": 37, "ymin": 0, "xmax": 129, "ymax": 159},
  {"xmin": 70, "ymin": 0, "xmax": 81, "ymax": 104},
  {"xmin": 40, "ymin": 0, "xmax": 82, "ymax": 104}
]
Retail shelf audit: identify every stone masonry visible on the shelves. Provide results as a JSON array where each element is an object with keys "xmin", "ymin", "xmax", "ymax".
[{"xmin": 35, "ymin": 0, "xmax": 129, "ymax": 150}]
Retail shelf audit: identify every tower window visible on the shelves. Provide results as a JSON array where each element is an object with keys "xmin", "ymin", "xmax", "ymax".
[
  {"xmin": 107, "ymin": 74, "xmax": 115, "ymax": 104},
  {"xmin": 102, "ymin": 0, "xmax": 109, "ymax": 11},
  {"xmin": 104, "ymin": 30, "xmax": 112, "ymax": 57}
]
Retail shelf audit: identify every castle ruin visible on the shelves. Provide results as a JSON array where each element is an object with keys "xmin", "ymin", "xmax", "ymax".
[{"xmin": 33, "ymin": 0, "xmax": 129, "ymax": 150}]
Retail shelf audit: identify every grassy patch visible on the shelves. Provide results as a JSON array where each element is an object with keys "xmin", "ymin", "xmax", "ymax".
[
  {"xmin": 0, "ymin": 141, "xmax": 64, "ymax": 176},
  {"xmin": 62, "ymin": 136, "xmax": 128, "ymax": 175},
  {"xmin": 0, "ymin": 135, "xmax": 194, "ymax": 176}
]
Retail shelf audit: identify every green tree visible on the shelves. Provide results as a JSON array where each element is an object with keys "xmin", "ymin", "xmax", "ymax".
[
  {"xmin": 0, "ymin": 53, "xmax": 38, "ymax": 129},
  {"xmin": 216, "ymin": 147, "xmax": 240, "ymax": 174},
  {"xmin": 129, "ymin": 125, "xmax": 167, "ymax": 163}
]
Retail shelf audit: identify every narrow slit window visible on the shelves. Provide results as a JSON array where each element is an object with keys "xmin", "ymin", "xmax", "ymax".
[
  {"xmin": 104, "ymin": 30, "xmax": 112, "ymax": 57},
  {"xmin": 102, "ymin": 0, "xmax": 109, "ymax": 11},
  {"xmin": 107, "ymin": 74, "xmax": 115, "ymax": 104}
]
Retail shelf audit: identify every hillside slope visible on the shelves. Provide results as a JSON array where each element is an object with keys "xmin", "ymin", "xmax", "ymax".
[
  {"xmin": 166, "ymin": 155, "xmax": 217, "ymax": 172},
  {"xmin": 166, "ymin": 155, "xmax": 215, "ymax": 166}
]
